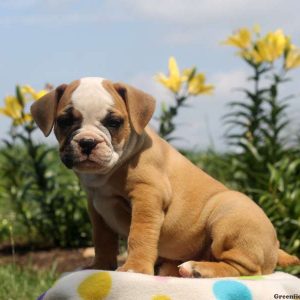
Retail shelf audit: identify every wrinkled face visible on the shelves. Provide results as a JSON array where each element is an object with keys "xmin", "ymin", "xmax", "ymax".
[
  {"xmin": 54, "ymin": 78, "xmax": 130, "ymax": 174},
  {"xmin": 31, "ymin": 77, "xmax": 156, "ymax": 174}
]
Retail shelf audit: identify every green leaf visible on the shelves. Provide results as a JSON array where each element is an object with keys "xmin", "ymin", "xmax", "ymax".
[{"xmin": 15, "ymin": 85, "xmax": 26, "ymax": 107}]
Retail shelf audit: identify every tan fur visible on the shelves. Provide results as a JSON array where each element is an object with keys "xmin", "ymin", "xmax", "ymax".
[
  {"xmin": 31, "ymin": 78, "xmax": 299, "ymax": 278},
  {"xmin": 277, "ymin": 249, "xmax": 300, "ymax": 267},
  {"xmin": 112, "ymin": 82, "xmax": 156, "ymax": 134},
  {"xmin": 31, "ymin": 83, "xmax": 68, "ymax": 136}
]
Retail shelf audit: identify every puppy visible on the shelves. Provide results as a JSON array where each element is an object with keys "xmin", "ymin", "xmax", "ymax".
[{"xmin": 31, "ymin": 77, "xmax": 299, "ymax": 278}]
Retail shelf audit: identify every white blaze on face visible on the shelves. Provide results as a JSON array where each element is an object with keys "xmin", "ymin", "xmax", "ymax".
[
  {"xmin": 70, "ymin": 77, "xmax": 121, "ymax": 174},
  {"xmin": 72, "ymin": 77, "xmax": 113, "ymax": 125}
]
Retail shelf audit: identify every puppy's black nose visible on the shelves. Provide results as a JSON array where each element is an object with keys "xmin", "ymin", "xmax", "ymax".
[{"xmin": 79, "ymin": 138, "xmax": 98, "ymax": 155}]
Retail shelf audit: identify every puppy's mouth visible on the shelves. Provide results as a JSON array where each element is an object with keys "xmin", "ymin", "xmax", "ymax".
[
  {"xmin": 75, "ymin": 159, "xmax": 100, "ymax": 167},
  {"xmin": 60, "ymin": 133, "xmax": 118, "ymax": 173},
  {"xmin": 61, "ymin": 150, "xmax": 115, "ymax": 173},
  {"xmin": 74, "ymin": 156, "xmax": 111, "ymax": 167}
]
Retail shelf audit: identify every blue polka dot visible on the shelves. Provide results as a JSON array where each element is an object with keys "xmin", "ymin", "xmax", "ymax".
[{"xmin": 213, "ymin": 280, "xmax": 252, "ymax": 300}]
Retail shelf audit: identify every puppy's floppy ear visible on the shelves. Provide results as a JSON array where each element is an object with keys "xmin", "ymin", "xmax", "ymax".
[
  {"xmin": 30, "ymin": 84, "xmax": 67, "ymax": 137},
  {"xmin": 113, "ymin": 82, "xmax": 156, "ymax": 134}
]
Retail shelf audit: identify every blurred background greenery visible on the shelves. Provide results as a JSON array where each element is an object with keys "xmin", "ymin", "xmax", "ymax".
[{"xmin": 0, "ymin": 25, "xmax": 300, "ymax": 298}]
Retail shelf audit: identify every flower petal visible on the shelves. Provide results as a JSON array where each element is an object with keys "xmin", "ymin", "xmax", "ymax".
[{"xmin": 169, "ymin": 56, "xmax": 180, "ymax": 78}]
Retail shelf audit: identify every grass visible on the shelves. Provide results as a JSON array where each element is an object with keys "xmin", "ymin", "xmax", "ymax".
[{"xmin": 0, "ymin": 264, "xmax": 58, "ymax": 300}]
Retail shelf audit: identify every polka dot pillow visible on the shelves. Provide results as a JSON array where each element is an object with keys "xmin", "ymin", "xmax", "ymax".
[{"xmin": 38, "ymin": 270, "xmax": 300, "ymax": 300}]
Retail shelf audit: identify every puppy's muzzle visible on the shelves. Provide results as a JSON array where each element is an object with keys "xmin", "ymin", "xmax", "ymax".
[{"xmin": 78, "ymin": 138, "xmax": 99, "ymax": 156}]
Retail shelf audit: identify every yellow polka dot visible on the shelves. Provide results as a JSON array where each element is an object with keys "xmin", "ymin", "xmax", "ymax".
[
  {"xmin": 77, "ymin": 272, "xmax": 112, "ymax": 300},
  {"xmin": 152, "ymin": 295, "xmax": 172, "ymax": 300}
]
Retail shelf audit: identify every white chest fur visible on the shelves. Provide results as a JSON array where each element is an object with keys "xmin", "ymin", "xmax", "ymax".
[
  {"xmin": 78, "ymin": 173, "xmax": 131, "ymax": 237},
  {"xmin": 92, "ymin": 189, "xmax": 131, "ymax": 237}
]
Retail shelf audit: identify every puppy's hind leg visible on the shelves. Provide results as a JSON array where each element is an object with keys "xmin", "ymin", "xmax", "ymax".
[
  {"xmin": 178, "ymin": 247, "xmax": 263, "ymax": 278},
  {"xmin": 178, "ymin": 260, "xmax": 241, "ymax": 278}
]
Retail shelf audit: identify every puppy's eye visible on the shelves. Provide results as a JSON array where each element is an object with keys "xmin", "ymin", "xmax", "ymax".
[
  {"xmin": 56, "ymin": 116, "xmax": 73, "ymax": 128},
  {"xmin": 104, "ymin": 117, "xmax": 124, "ymax": 129}
]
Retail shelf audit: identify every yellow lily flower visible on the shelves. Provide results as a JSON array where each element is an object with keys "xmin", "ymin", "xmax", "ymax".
[
  {"xmin": 156, "ymin": 56, "xmax": 186, "ymax": 93},
  {"xmin": 255, "ymin": 39, "xmax": 271, "ymax": 62},
  {"xmin": 0, "ymin": 96, "xmax": 22, "ymax": 119},
  {"xmin": 182, "ymin": 68, "xmax": 196, "ymax": 81},
  {"xmin": 0, "ymin": 95, "xmax": 32, "ymax": 125},
  {"xmin": 240, "ymin": 30, "xmax": 288, "ymax": 64},
  {"xmin": 285, "ymin": 49, "xmax": 300, "ymax": 69},
  {"xmin": 266, "ymin": 30, "xmax": 286, "ymax": 60},
  {"xmin": 239, "ymin": 48, "xmax": 262, "ymax": 64},
  {"xmin": 284, "ymin": 36, "xmax": 295, "ymax": 53},
  {"xmin": 188, "ymin": 73, "xmax": 214, "ymax": 95},
  {"xmin": 20, "ymin": 113, "xmax": 33, "ymax": 124},
  {"xmin": 253, "ymin": 30, "xmax": 287, "ymax": 63},
  {"xmin": 21, "ymin": 85, "xmax": 48, "ymax": 101},
  {"xmin": 223, "ymin": 28, "xmax": 252, "ymax": 49},
  {"xmin": 226, "ymin": 27, "xmax": 293, "ymax": 66},
  {"xmin": 1, "ymin": 84, "xmax": 49, "ymax": 125}
]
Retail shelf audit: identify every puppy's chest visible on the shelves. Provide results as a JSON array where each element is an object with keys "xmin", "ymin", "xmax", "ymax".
[{"xmin": 92, "ymin": 188, "xmax": 131, "ymax": 237}]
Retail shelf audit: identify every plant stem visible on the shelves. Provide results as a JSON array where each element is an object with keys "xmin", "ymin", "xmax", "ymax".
[{"xmin": 159, "ymin": 94, "xmax": 187, "ymax": 141}]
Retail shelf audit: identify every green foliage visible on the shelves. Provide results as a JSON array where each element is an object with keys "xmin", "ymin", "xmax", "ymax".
[
  {"xmin": 259, "ymin": 156, "xmax": 300, "ymax": 255},
  {"xmin": 224, "ymin": 68, "xmax": 288, "ymax": 192},
  {"xmin": 0, "ymin": 219, "xmax": 12, "ymax": 245},
  {"xmin": 158, "ymin": 96, "xmax": 188, "ymax": 141},
  {"xmin": 0, "ymin": 125, "xmax": 91, "ymax": 248},
  {"xmin": 224, "ymin": 30, "xmax": 300, "ymax": 268},
  {"xmin": 0, "ymin": 84, "xmax": 91, "ymax": 247},
  {"xmin": 0, "ymin": 264, "xmax": 57, "ymax": 300}
]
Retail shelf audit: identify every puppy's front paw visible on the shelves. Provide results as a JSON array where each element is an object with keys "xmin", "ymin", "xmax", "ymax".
[{"xmin": 117, "ymin": 262, "xmax": 154, "ymax": 275}]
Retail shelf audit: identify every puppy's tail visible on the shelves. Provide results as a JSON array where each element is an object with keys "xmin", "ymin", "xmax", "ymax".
[{"xmin": 277, "ymin": 249, "xmax": 300, "ymax": 267}]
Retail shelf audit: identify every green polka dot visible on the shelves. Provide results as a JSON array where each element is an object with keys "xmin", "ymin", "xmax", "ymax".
[{"xmin": 239, "ymin": 275, "xmax": 264, "ymax": 280}]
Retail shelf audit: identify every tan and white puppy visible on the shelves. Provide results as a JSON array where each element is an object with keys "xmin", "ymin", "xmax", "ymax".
[{"xmin": 31, "ymin": 77, "xmax": 299, "ymax": 278}]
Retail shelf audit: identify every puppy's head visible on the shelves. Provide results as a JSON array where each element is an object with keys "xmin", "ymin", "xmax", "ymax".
[{"xmin": 31, "ymin": 77, "xmax": 155, "ymax": 174}]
